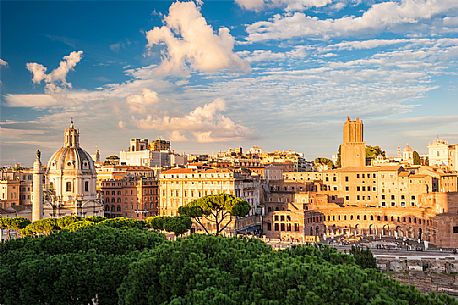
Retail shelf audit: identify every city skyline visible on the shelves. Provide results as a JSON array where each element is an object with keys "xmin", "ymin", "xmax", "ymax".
[{"xmin": 1, "ymin": 0, "xmax": 458, "ymax": 165}]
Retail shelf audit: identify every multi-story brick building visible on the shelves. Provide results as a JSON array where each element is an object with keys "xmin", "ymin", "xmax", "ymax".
[
  {"xmin": 100, "ymin": 176, "xmax": 158, "ymax": 219},
  {"xmin": 0, "ymin": 167, "xmax": 35, "ymax": 217}
]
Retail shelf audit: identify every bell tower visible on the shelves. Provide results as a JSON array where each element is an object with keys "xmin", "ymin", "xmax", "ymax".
[
  {"xmin": 64, "ymin": 119, "xmax": 80, "ymax": 148},
  {"xmin": 341, "ymin": 117, "xmax": 366, "ymax": 168}
]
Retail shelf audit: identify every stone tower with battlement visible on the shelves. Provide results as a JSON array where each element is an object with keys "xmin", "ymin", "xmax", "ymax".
[{"xmin": 341, "ymin": 117, "xmax": 366, "ymax": 168}]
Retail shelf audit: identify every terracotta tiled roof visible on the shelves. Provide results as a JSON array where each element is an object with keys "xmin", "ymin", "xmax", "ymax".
[
  {"xmin": 161, "ymin": 168, "xmax": 195, "ymax": 174},
  {"xmin": 161, "ymin": 167, "xmax": 233, "ymax": 174}
]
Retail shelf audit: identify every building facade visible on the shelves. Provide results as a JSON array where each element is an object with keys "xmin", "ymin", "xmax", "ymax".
[
  {"xmin": 159, "ymin": 168, "xmax": 262, "ymax": 233},
  {"xmin": 262, "ymin": 118, "xmax": 458, "ymax": 248},
  {"xmin": 100, "ymin": 176, "xmax": 158, "ymax": 219},
  {"xmin": 43, "ymin": 122, "xmax": 103, "ymax": 218}
]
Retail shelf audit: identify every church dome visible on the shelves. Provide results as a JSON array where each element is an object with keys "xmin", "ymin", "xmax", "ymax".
[{"xmin": 46, "ymin": 121, "xmax": 95, "ymax": 175}]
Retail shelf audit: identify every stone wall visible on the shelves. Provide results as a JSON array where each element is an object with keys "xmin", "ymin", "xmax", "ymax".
[{"xmin": 377, "ymin": 255, "xmax": 458, "ymax": 297}]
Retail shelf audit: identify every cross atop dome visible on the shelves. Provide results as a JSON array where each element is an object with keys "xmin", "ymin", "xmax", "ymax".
[{"xmin": 70, "ymin": 117, "xmax": 74, "ymax": 128}]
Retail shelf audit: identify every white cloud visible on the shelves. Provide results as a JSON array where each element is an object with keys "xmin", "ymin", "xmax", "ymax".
[
  {"xmin": 146, "ymin": 1, "xmax": 250, "ymax": 75},
  {"xmin": 137, "ymin": 98, "xmax": 250, "ymax": 143},
  {"xmin": 245, "ymin": 0, "xmax": 458, "ymax": 41},
  {"xmin": 0, "ymin": 59, "xmax": 7, "ymax": 67},
  {"xmin": 169, "ymin": 130, "xmax": 187, "ymax": 141},
  {"xmin": 4, "ymin": 94, "xmax": 60, "ymax": 108},
  {"xmin": 329, "ymin": 39, "xmax": 409, "ymax": 50},
  {"xmin": 26, "ymin": 51, "xmax": 83, "ymax": 92},
  {"xmin": 239, "ymin": 45, "xmax": 310, "ymax": 62},
  {"xmin": 126, "ymin": 88, "xmax": 160, "ymax": 113},
  {"xmin": 235, "ymin": 0, "xmax": 265, "ymax": 11},
  {"xmin": 443, "ymin": 16, "xmax": 458, "ymax": 26},
  {"xmin": 236, "ymin": 0, "xmax": 332, "ymax": 11}
]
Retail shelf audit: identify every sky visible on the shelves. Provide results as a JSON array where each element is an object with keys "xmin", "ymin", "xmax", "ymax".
[{"xmin": 1, "ymin": 0, "xmax": 458, "ymax": 166}]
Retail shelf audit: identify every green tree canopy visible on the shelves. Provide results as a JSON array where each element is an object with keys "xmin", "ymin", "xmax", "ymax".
[
  {"xmin": 0, "ymin": 217, "xmax": 31, "ymax": 239},
  {"xmin": 335, "ymin": 145, "xmax": 342, "ymax": 168},
  {"xmin": 0, "ymin": 226, "xmax": 166, "ymax": 305},
  {"xmin": 413, "ymin": 151, "xmax": 421, "ymax": 165},
  {"xmin": 179, "ymin": 193, "xmax": 250, "ymax": 235},
  {"xmin": 366, "ymin": 145, "xmax": 386, "ymax": 159},
  {"xmin": 145, "ymin": 216, "xmax": 191, "ymax": 236},
  {"xmin": 314, "ymin": 157, "xmax": 334, "ymax": 169},
  {"xmin": 1, "ymin": 228, "xmax": 456, "ymax": 305}
]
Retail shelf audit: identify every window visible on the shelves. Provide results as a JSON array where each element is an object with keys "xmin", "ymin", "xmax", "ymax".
[
  {"xmin": 345, "ymin": 196, "xmax": 349, "ymax": 201},
  {"xmin": 345, "ymin": 186, "xmax": 349, "ymax": 191},
  {"xmin": 391, "ymin": 195, "xmax": 395, "ymax": 200},
  {"xmin": 274, "ymin": 223, "xmax": 279, "ymax": 231},
  {"xmin": 66, "ymin": 182, "xmax": 72, "ymax": 192},
  {"xmin": 345, "ymin": 176, "xmax": 349, "ymax": 182},
  {"xmin": 84, "ymin": 181, "xmax": 89, "ymax": 192},
  {"xmin": 267, "ymin": 222, "xmax": 272, "ymax": 231},
  {"xmin": 362, "ymin": 186, "xmax": 366, "ymax": 191},
  {"xmin": 453, "ymin": 226, "xmax": 458, "ymax": 233},
  {"xmin": 357, "ymin": 195, "xmax": 360, "ymax": 200},
  {"xmin": 357, "ymin": 174, "xmax": 360, "ymax": 178},
  {"xmin": 362, "ymin": 174, "xmax": 365, "ymax": 178},
  {"xmin": 382, "ymin": 195, "xmax": 385, "ymax": 200},
  {"xmin": 295, "ymin": 223, "xmax": 299, "ymax": 231}
]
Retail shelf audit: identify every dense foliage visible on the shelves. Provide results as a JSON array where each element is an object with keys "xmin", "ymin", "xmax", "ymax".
[
  {"xmin": 0, "ymin": 226, "xmax": 165, "ymax": 305},
  {"xmin": 0, "ymin": 217, "xmax": 30, "ymax": 239},
  {"xmin": 413, "ymin": 151, "xmax": 421, "ymax": 165},
  {"xmin": 145, "ymin": 216, "xmax": 192, "ymax": 236},
  {"xmin": 350, "ymin": 245, "xmax": 377, "ymax": 269},
  {"xmin": 366, "ymin": 145, "xmax": 386, "ymax": 159},
  {"xmin": 1, "ymin": 224, "xmax": 456, "ymax": 305},
  {"xmin": 179, "ymin": 193, "xmax": 251, "ymax": 235},
  {"xmin": 314, "ymin": 157, "xmax": 334, "ymax": 169}
]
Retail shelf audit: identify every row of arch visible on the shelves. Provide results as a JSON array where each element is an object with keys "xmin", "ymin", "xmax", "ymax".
[
  {"xmin": 307, "ymin": 223, "xmax": 431, "ymax": 241},
  {"xmin": 308, "ymin": 214, "xmax": 431, "ymax": 226}
]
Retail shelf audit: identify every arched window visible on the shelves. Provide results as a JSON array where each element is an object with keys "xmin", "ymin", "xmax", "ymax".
[
  {"xmin": 117, "ymin": 198, "xmax": 121, "ymax": 203},
  {"xmin": 105, "ymin": 205, "xmax": 110, "ymax": 211},
  {"xmin": 84, "ymin": 181, "xmax": 89, "ymax": 192},
  {"xmin": 117, "ymin": 205, "xmax": 121, "ymax": 212},
  {"xmin": 111, "ymin": 205, "xmax": 115, "ymax": 212},
  {"xmin": 111, "ymin": 198, "xmax": 115, "ymax": 203},
  {"xmin": 66, "ymin": 182, "xmax": 72, "ymax": 192}
]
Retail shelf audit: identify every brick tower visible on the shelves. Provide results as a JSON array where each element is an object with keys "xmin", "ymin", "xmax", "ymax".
[{"xmin": 341, "ymin": 117, "xmax": 366, "ymax": 168}]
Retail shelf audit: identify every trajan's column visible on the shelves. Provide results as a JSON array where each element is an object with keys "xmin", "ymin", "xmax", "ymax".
[{"xmin": 32, "ymin": 149, "xmax": 43, "ymax": 222}]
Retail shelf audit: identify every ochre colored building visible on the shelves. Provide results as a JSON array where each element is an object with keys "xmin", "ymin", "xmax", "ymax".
[{"xmin": 263, "ymin": 117, "xmax": 458, "ymax": 248}]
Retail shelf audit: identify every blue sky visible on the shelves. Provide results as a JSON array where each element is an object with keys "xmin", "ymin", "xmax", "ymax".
[{"xmin": 1, "ymin": 0, "xmax": 458, "ymax": 166}]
